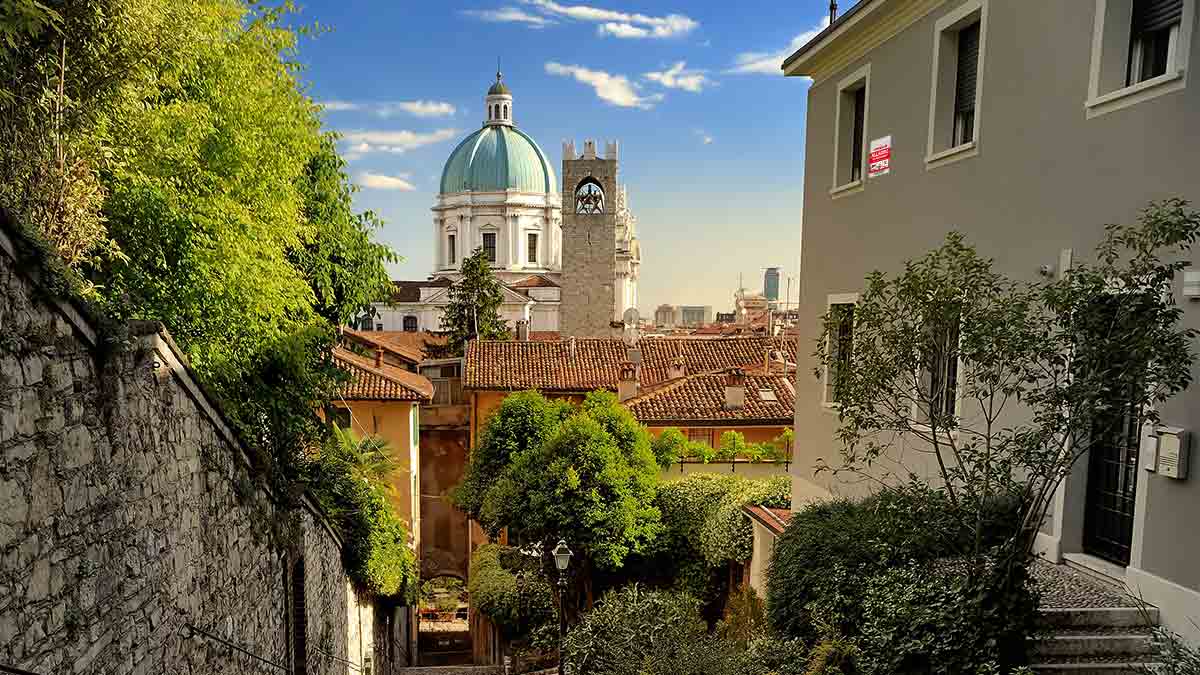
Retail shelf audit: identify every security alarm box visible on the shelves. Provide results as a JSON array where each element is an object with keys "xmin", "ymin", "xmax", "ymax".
[{"xmin": 1155, "ymin": 426, "xmax": 1190, "ymax": 480}]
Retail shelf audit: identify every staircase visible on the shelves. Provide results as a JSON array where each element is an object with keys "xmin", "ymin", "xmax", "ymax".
[
  {"xmin": 1029, "ymin": 557, "xmax": 1162, "ymax": 674},
  {"xmin": 1030, "ymin": 606, "xmax": 1160, "ymax": 673}
]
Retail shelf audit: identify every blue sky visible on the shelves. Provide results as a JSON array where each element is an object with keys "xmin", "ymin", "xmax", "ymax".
[{"xmin": 293, "ymin": 0, "xmax": 840, "ymax": 313}]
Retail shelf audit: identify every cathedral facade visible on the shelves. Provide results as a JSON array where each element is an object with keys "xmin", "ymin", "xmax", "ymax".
[{"xmin": 368, "ymin": 74, "xmax": 641, "ymax": 337}]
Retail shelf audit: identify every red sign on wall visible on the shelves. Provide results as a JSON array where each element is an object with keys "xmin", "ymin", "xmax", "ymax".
[{"xmin": 868, "ymin": 135, "xmax": 891, "ymax": 178}]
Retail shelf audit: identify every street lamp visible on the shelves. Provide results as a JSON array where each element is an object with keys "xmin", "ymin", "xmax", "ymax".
[{"xmin": 552, "ymin": 539, "xmax": 573, "ymax": 675}]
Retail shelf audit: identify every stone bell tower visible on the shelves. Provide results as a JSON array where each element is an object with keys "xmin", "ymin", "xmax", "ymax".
[{"xmin": 560, "ymin": 139, "xmax": 622, "ymax": 337}]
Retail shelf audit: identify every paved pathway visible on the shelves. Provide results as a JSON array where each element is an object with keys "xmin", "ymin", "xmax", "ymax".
[{"xmin": 1030, "ymin": 559, "xmax": 1138, "ymax": 609}]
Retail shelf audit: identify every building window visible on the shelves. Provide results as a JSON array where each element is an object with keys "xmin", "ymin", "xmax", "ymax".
[
  {"xmin": 687, "ymin": 428, "xmax": 713, "ymax": 447},
  {"xmin": 503, "ymin": 104, "xmax": 509, "ymax": 120},
  {"xmin": 575, "ymin": 178, "xmax": 605, "ymax": 214},
  {"xmin": 1087, "ymin": 0, "xmax": 1189, "ymax": 117},
  {"xmin": 1128, "ymin": 0, "xmax": 1182, "ymax": 84},
  {"xmin": 527, "ymin": 232, "xmax": 538, "ymax": 264},
  {"xmin": 926, "ymin": 1, "xmax": 987, "ymax": 164},
  {"xmin": 375, "ymin": 322, "xmax": 384, "ymax": 331},
  {"xmin": 482, "ymin": 232, "xmax": 497, "ymax": 263},
  {"xmin": 822, "ymin": 295, "xmax": 858, "ymax": 406},
  {"xmin": 448, "ymin": 234, "xmax": 456, "ymax": 265},
  {"xmin": 952, "ymin": 22, "xmax": 980, "ymax": 146},
  {"xmin": 403, "ymin": 315, "xmax": 418, "ymax": 332},
  {"xmin": 915, "ymin": 314, "xmax": 961, "ymax": 427},
  {"xmin": 833, "ymin": 64, "xmax": 870, "ymax": 191}
]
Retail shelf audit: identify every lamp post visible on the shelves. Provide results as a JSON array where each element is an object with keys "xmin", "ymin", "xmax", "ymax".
[{"xmin": 552, "ymin": 539, "xmax": 573, "ymax": 675}]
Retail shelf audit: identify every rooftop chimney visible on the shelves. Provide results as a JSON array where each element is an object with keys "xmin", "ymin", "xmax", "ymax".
[
  {"xmin": 668, "ymin": 355, "xmax": 686, "ymax": 380},
  {"xmin": 724, "ymin": 368, "xmax": 746, "ymax": 410},
  {"xmin": 516, "ymin": 319, "xmax": 530, "ymax": 341},
  {"xmin": 829, "ymin": 1, "xmax": 838, "ymax": 24},
  {"xmin": 374, "ymin": 348, "xmax": 384, "ymax": 368},
  {"xmin": 567, "ymin": 335, "xmax": 577, "ymax": 360},
  {"xmin": 618, "ymin": 361, "xmax": 639, "ymax": 402}
]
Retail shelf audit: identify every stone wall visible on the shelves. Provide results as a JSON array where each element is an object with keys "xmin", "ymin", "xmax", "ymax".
[
  {"xmin": 559, "ymin": 143, "xmax": 619, "ymax": 338},
  {"xmin": 0, "ymin": 218, "xmax": 386, "ymax": 673}
]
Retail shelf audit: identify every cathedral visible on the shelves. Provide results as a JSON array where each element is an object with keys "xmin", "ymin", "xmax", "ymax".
[{"xmin": 367, "ymin": 73, "xmax": 641, "ymax": 337}]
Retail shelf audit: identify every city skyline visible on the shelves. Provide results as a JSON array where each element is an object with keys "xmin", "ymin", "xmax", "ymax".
[{"xmin": 294, "ymin": 0, "xmax": 842, "ymax": 312}]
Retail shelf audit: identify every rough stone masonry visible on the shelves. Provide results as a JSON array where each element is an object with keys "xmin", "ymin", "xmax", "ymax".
[{"xmin": 0, "ymin": 216, "xmax": 383, "ymax": 673}]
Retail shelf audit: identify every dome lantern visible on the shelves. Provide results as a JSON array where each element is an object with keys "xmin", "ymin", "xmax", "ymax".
[{"xmin": 485, "ymin": 70, "xmax": 513, "ymax": 126}]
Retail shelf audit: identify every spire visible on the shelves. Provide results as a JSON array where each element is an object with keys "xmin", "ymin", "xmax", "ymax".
[{"xmin": 485, "ymin": 68, "xmax": 513, "ymax": 126}]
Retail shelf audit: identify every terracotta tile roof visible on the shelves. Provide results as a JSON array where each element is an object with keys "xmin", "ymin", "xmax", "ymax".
[
  {"xmin": 624, "ymin": 371, "xmax": 795, "ymax": 425},
  {"xmin": 464, "ymin": 335, "xmax": 797, "ymax": 392},
  {"xmin": 743, "ymin": 505, "xmax": 793, "ymax": 536},
  {"xmin": 509, "ymin": 274, "xmax": 560, "ymax": 289},
  {"xmin": 333, "ymin": 347, "xmax": 433, "ymax": 402},
  {"xmin": 390, "ymin": 278, "xmax": 451, "ymax": 302},
  {"xmin": 343, "ymin": 329, "xmax": 448, "ymax": 363}
]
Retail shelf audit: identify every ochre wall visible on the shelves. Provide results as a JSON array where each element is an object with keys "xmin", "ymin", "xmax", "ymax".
[{"xmin": 334, "ymin": 400, "xmax": 421, "ymax": 549}]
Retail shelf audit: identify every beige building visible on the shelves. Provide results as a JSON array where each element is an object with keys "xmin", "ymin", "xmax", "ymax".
[{"xmin": 784, "ymin": 0, "xmax": 1200, "ymax": 641}]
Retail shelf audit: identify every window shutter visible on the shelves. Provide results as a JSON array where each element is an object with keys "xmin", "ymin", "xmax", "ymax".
[
  {"xmin": 954, "ymin": 22, "xmax": 981, "ymax": 114},
  {"xmin": 851, "ymin": 88, "xmax": 866, "ymax": 177},
  {"xmin": 1133, "ymin": 0, "xmax": 1183, "ymax": 33}
]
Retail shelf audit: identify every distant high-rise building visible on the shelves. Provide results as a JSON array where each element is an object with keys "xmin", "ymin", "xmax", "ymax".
[
  {"xmin": 764, "ymin": 267, "xmax": 782, "ymax": 302},
  {"xmin": 679, "ymin": 305, "xmax": 714, "ymax": 327}
]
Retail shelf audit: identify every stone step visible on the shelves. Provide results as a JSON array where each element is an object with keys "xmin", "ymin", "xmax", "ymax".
[
  {"xmin": 1039, "ymin": 607, "xmax": 1159, "ymax": 629},
  {"xmin": 1030, "ymin": 631, "xmax": 1154, "ymax": 658},
  {"xmin": 1030, "ymin": 656, "xmax": 1160, "ymax": 675}
]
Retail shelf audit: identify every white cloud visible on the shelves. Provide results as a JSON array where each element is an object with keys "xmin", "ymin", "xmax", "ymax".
[
  {"xmin": 357, "ymin": 172, "xmax": 417, "ymax": 191},
  {"xmin": 727, "ymin": 17, "xmax": 829, "ymax": 75},
  {"xmin": 384, "ymin": 100, "xmax": 457, "ymax": 118},
  {"xmin": 340, "ymin": 128, "xmax": 460, "ymax": 155},
  {"xmin": 460, "ymin": 7, "xmax": 553, "ymax": 27},
  {"xmin": 694, "ymin": 129, "xmax": 714, "ymax": 145},
  {"xmin": 544, "ymin": 62, "xmax": 663, "ymax": 109},
  {"xmin": 319, "ymin": 100, "xmax": 363, "ymax": 111},
  {"xmin": 644, "ymin": 62, "xmax": 712, "ymax": 93},
  {"xmin": 489, "ymin": 0, "xmax": 699, "ymax": 38},
  {"xmin": 319, "ymin": 100, "xmax": 457, "ymax": 118}
]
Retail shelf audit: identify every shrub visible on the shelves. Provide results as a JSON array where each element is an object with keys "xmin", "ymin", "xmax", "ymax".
[
  {"xmin": 718, "ymin": 586, "xmax": 770, "ymax": 650},
  {"xmin": 805, "ymin": 637, "xmax": 860, "ymax": 675},
  {"xmin": 562, "ymin": 585, "xmax": 709, "ymax": 675},
  {"xmin": 308, "ymin": 431, "xmax": 416, "ymax": 599},
  {"xmin": 468, "ymin": 544, "xmax": 555, "ymax": 644},
  {"xmin": 1144, "ymin": 627, "xmax": 1200, "ymax": 674},
  {"xmin": 856, "ymin": 562, "xmax": 1036, "ymax": 675},
  {"xmin": 766, "ymin": 483, "xmax": 1008, "ymax": 641},
  {"xmin": 700, "ymin": 474, "xmax": 790, "ymax": 566}
]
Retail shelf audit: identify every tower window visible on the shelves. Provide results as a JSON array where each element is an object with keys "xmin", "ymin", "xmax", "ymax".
[
  {"xmin": 527, "ymin": 232, "xmax": 538, "ymax": 264},
  {"xmin": 448, "ymin": 234, "xmax": 456, "ymax": 265},
  {"xmin": 574, "ymin": 178, "xmax": 605, "ymax": 214},
  {"xmin": 503, "ymin": 104, "xmax": 509, "ymax": 120},
  {"xmin": 482, "ymin": 232, "xmax": 497, "ymax": 263}
]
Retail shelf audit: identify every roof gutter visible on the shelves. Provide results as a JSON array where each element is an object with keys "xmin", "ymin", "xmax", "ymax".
[{"xmin": 781, "ymin": 0, "xmax": 885, "ymax": 76}]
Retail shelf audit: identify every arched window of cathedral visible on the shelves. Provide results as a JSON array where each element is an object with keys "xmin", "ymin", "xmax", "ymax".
[
  {"xmin": 503, "ymin": 104, "xmax": 508, "ymax": 120},
  {"xmin": 493, "ymin": 104, "xmax": 499, "ymax": 119},
  {"xmin": 574, "ymin": 178, "xmax": 605, "ymax": 214}
]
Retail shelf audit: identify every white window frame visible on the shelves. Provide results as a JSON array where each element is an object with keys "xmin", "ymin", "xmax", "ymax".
[
  {"xmin": 925, "ymin": 0, "xmax": 988, "ymax": 169},
  {"xmin": 831, "ymin": 64, "xmax": 871, "ymax": 197},
  {"xmin": 821, "ymin": 293, "xmax": 859, "ymax": 409},
  {"xmin": 479, "ymin": 226, "xmax": 499, "ymax": 266},
  {"xmin": 1086, "ymin": 0, "xmax": 1193, "ymax": 119}
]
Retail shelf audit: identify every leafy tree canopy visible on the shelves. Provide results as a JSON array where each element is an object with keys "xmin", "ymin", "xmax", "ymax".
[
  {"xmin": 437, "ymin": 246, "xmax": 510, "ymax": 356},
  {"xmin": 456, "ymin": 390, "xmax": 662, "ymax": 573}
]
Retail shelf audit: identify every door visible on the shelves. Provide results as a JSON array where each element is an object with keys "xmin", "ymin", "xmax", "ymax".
[{"xmin": 1082, "ymin": 384, "xmax": 1141, "ymax": 566}]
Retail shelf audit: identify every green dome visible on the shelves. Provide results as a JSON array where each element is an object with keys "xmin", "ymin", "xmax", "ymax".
[
  {"xmin": 439, "ymin": 125, "xmax": 557, "ymax": 194},
  {"xmin": 488, "ymin": 80, "xmax": 511, "ymax": 96}
]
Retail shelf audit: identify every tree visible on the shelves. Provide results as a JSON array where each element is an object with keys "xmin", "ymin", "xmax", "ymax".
[
  {"xmin": 438, "ymin": 246, "xmax": 509, "ymax": 356},
  {"xmin": 455, "ymin": 390, "xmax": 662, "ymax": 605},
  {"xmin": 814, "ymin": 199, "xmax": 1198, "ymax": 582}
]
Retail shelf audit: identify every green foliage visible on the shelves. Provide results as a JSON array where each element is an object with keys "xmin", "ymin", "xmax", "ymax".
[
  {"xmin": 308, "ymin": 429, "xmax": 416, "ymax": 599},
  {"xmin": 452, "ymin": 390, "xmax": 572, "ymax": 517},
  {"xmin": 1, "ymin": 0, "xmax": 396, "ymax": 499},
  {"xmin": 460, "ymin": 390, "xmax": 662, "ymax": 573},
  {"xmin": 651, "ymin": 427, "xmax": 689, "ymax": 468},
  {"xmin": 856, "ymin": 563, "xmax": 1036, "ymax": 674},
  {"xmin": 804, "ymin": 637, "xmax": 860, "ymax": 675},
  {"xmin": 699, "ymin": 475, "xmax": 790, "ymax": 567},
  {"xmin": 468, "ymin": 544, "xmax": 555, "ymax": 645},
  {"xmin": 1144, "ymin": 627, "xmax": 1200, "ymax": 674},
  {"xmin": 437, "ymin": 246, "xmax": 510, "ymax": 356},
  {"xmin": 562, "ymin": 585, "xmax": 710, "ymax": 675}
]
